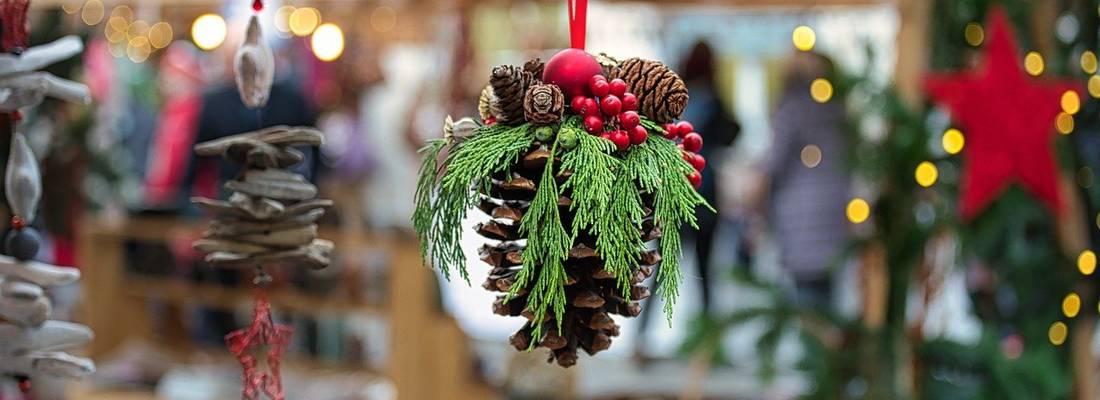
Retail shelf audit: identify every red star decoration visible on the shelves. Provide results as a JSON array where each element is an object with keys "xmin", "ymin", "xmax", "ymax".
[
  {"xmin": 226, "ymin": 291, "xmax": 293, "ymax": 400},
  {"xmin": 924, "ymin": 7, "xmax": 1080, "ymax": 221}
]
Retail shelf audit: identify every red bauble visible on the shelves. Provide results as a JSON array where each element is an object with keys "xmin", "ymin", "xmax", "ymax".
[
  {"xmin": 629, "ymin": 125, "xmax": 648, "ymax": 145},
  {"xmin": 590, "ymin": 76, "xmax": 610, "ymax": 97},
  {"xmin": 690, "ymin": 154, "xmax": 707, "ymax": 171},
  {"xmin": 543, "ymin": 49, "xmax": 603, "ymax": 97},
  {"xmin": 610, "ymin": 130, "xmax": 630, "ymax": 151},
  {"xmin": 621, "ymin": 93, "xmax": 638, "ymax": 111},
  {"xmin": 687, "ymin": 171, "xmax": 702, "ymax": 188},
  {"xmin": 619, "ymin": 111, "xmax": 640, "ymax": 130},
  {"xmin": 682, "ymin": 132, "xmax": 703, "ymax": 152},
  {"xmin": 583, "ymin": 98, "xmax": 600, "ymax": 116},
  {"xmin": 584, "ymin": 115, "xmax": 604, "ymax": 133},
  {"xmin": 675, "ymin": 121, "xmax": 694, "ymax": 137},
  {"xmin": 600, "ymin": 95, "xmax": 622, "ymax": 116},
  {"xmin": 571, "ymin": 95, "xmax": 587, "ymax": 115},
  {"xmin": 609, "ymin": 79, "xmax": 628, "ymax": 97}
]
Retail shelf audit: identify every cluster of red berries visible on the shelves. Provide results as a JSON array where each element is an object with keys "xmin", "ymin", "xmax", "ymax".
[
  {"xmin": 570, "ymin": 75, "xmax": 646, "ymax": 151},
  {"xmin": 663, "ymin": 121, "xmax": 705, "ymax": 188}
]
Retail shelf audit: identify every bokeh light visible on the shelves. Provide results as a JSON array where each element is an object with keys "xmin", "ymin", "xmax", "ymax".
[
  {"xmin": 1056, "ymin": 112, "xmax": 1074, "ymax": 135},
  {"xmin": 964, "ymin": 22, "xmax": 984, "ymax": 46},
  {"xmin": 81, "ymin": 0, "xmax": 105, "ymax": 25},
  {"xmin": 62, "ymin": 1, "xmax": 80, "ymax": 14},
  {"xmin": 846, "ymin": 198, "xmax": 870, "ymax": 224},
  {"xmin": 1079, "ymin": 250, "xmax": 1096, "ymax": 275},
  {"xmin": 290, "ymin": 7, "xmax": 321, "ymax": 36},
  {"xmin": 1025, "ymin": 51, "xmax": 1045, "ymax": 76},
  {"xmin": 148, "ymin": 22, "xmax": 173, "ymax": 49},
  {"xmin": 1079, "ymin": 167, "xmax": 1094, "ymax": 189},
  {"xmin": 792, "ymin": 25, "xmax": 816, "ymax": 51},
  {"xmin": 1063, "ymin": 293, "xmax": 1081, "ymax": 318},
  {"xmin": 942, "ymin": 128, "xmax": 965, "ymax": 155},
  {"xmin": 1049, "ymin": 322, "xmax": 1068, "ymax": 345},
  {"xmin": 275, "ymin": 5, "xmax": 296, "ymax": 33},
  {"xmin": 191, "ymin": 14, "xmax": 227, "ymax": 51},
  {"xmin": 311, "ymin": 23, "xmax": 345, "ymax": 62},
  {"xmin": 127, "ymin": 20, "xmax": 149, "ymax": 42},
  {"xmin": 1082, "ymin": 51, "xmax": 1098, "ymax": 74},
  {"xmin": 915, "ymin": 161, "xmax": 938, "ymax": 188},
  {"xmin": 1089, "ymin": 76, "xmax": 1100, "ymax": 98},
  {"xmin": 810, "ymin": 78, "xmax": 833, "ymax": 103},
  {"xmin": 1061, "ymin": 91, "xmax": 1081, "ymax": 114},
  {"xmin": 800, "ymin": 145, "xmax": 822, "ymax": 168},
  {"xmin": 127, "ymin": 36, "xmax": 151, "ymax": 63}
]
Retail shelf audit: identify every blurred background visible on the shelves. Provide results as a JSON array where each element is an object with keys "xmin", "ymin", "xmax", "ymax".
[{"xmin": 7, "ymin": 0, "xmax": 1100, "ymax": 399}]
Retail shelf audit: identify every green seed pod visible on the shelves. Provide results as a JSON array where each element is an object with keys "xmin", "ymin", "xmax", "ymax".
[
  {"xmin": 535, "ymin": 125, "xmax": 555, "ymax": 142},
  {"xmin": 558, "ymin": 129, "xmax": 578, "ymax": 149}
]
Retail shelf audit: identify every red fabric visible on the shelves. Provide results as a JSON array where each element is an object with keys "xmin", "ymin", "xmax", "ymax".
[
  {"xmin": 567, "ymin": 0, "xmax": 588, "ymax": 50},
  {"xmin": 924, "ymin": 7, "xmax": 1079, "ymax": 221},
  {"xmin": 144, "ymin": 94, "xmax": 203, "ymax": 205}
]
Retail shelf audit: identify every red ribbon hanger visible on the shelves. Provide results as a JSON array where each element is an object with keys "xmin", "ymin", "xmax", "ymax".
[{"xmin": 567, "ymin": 0, "xmax": 588, "ymax": 50}]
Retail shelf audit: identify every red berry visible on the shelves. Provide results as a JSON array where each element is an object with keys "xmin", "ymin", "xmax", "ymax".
[
  {"xmin": 600, "ymin": 95, "xmax": 622, "ymax": 116},
  {"xmin": 682, "ymin": 151, "xmax": 695, "ymax": 162},
  {"xmin": 600, "ymin": 132, "xmax": 612, "ymax": 141},
  {"xmin": 17, "ymin": 378, "xmax": 30, "ymax": 393},
  {"xmin": 687, "ymin": 171, "xmax": 702, "ymax": 188},
  {"xmin": 677, "ymin": 143, "xmax": 685, "ymax": 151},
  {"xmin": 590, "ymin": 77, "xmax": 610, "ymax": 97},
  {"xmin": 682, "ymin": 132, "xmax": 703, "ymax": 152},
  {"xmin": 675, "ymin": 121, "xmax": 695, "ymax": 137},
  {"xmin": 583, "ymin": 98, "xmax": 600, "ymax": 116},
  {"xmin": 485, "ymin": 116, "xmax": 497, "ymax": 125},
  {"xmin": 571, "ymin": 96, "xmax": 587, "ymax": 115},
  {"xmin": 252, "ymin": 0, "xmax": 264, "ymax": 11},
  {"xmin": 619, "ymin": 111, "xmax": 640, "ymax": 130},
  {"xmin": 621, "ymin": 93, "xmax": 638, "ymax": 112},
  {"xmin": 629, "ymin": 125, "xmax": 648, "ymax": 145},
  {"xmin": 690, "ymin": 153, "xmax": 707, "ymax": 171},
  {"xmin": 584, "ymin": 115, "xmax": 604, "ymax": 133},
  {"xmin": 663, "ymin": 124, "xmax": 677, "ymax": 139},
  {"xmin": 10, "ymin": 216, "xmax": 25, "ymax": 230},
  {"xmin": 609, "ymin": 79, "xmax": 628, "ymax": 97},
  {"xmin": 610, "ymin": 130, "xmax": 630, "ymax": 151}
]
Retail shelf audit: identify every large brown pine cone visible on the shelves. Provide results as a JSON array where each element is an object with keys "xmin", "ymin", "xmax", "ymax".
[
  {"xmin": 609, "ymin": 58, "xmax": 688, "ymax": 123},
  {"xmin": 475, "ymin": 145, "xmax": 661, "ymax": 367},
  {"xmin": 490, "ymin": 65, "xmax": 530, "ymax": 125},
  {"xmin": 524, "ymin": 84, "xmax": 565, "ymax": 125},
  {"xmin": 524, "ymin": 58, "xmax": 545, "ymax": 85}
]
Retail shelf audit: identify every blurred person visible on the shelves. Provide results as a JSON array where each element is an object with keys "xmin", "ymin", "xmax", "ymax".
[
  {"xmin": 144, "ymin": 43, "xmax": 206, "ymax": 209},
  {"xmin": 635, "ymin": 40, "xmax": 741, "ymax": 360},
  {"xmin": 757, "ymin": 51, "xmax": 850, "ymax": 307}
]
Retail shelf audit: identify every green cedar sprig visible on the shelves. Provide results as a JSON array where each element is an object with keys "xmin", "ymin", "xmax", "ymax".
[
  {"xmin": 412, "ymin": 138, "xmax": 446, "ymax": 266},
  {"xmin": 413, "ymin": 123, "xmax": 534, "ymax": 282},
  {"xmin": 510, "ymin": 139, "xmax": 570, "ymax": 341}
]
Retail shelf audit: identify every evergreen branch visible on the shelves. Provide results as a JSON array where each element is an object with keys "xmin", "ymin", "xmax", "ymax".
[
  {"xmin": 416, "ymin": 123, "xmax": 534, "ymax": 282},
  {"xmin": 511, "ymin": 139, "xmax": 571, "ymax": 344},
  {"xmin": 412, "ymin": 138, "xmax": 447, "ymax": 265}
]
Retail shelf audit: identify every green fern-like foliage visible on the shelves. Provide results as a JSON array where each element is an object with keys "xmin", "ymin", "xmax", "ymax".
[{"xmin": 412, "ymin": 123, "xmax": 534, "ymax": 282}]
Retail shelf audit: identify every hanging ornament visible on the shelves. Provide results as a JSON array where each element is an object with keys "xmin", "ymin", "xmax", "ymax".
[
  {"xmin": 924, "ymin": 7, "xmax": 1080, "ymax": 220},
  {"xmin": 235, "ymin": 14, "xmax": 274, "ymax": 109},
  {"xmin": 226, "ymin": 291, "xmax": 292, "ymax": 400},
  {"xmin": 0, "ymin": 2, "xmax": 95, "ymax": 391},
  {"xmin": 413, "ymin": 0, "xmax": 711, "ymax": 367}
]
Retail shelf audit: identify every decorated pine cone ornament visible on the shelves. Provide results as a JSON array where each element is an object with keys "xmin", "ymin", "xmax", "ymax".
[
  {"xmin": 415, "ymin": 49, "xmax": 710, "ymax": 367},
  {"xmin": 609, "ymin": 57, "xmax": 689, "ymax": 124}
]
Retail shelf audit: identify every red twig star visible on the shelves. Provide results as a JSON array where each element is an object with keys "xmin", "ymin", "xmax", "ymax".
[{"xmin": 226, "ymin": 291, "xmax": 293, "ymax": 400}]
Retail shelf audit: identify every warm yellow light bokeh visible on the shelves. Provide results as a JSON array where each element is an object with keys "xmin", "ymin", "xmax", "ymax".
[
  {"xmin": 1079, "ymin": 250, "xmax": 1097, "ymax": 275},
  {"xmin": 290, "ymin": 7, "xmax": 321, "ymax": 36},
  {"xmin": 1082, "ymin": 51, "xmax": 1098, "ymax": 74},
  {"xmin": 800, "ymin": 145, "xmax": 822, "ymax": 168},
  {"xmin": 1025, "ymin": 52, "xmax": 1045, "ymax": 76},
  {"xmin": 275, "ymin": 6, "xmax": 296, "ymax": 33},
  {"xmin": 127, "ymin": 36, "xmax": 151, "ymax": 63},
  {"xmin": 915, "ymin": 161, "xmax": 938, "ymax": 188},
  {"xmin": 1089, "ymin": 76, "xmax": 1100, "ymax": 98},
  {"xmin": 81, "ymin": 0, "xmax": 105, "ymax": 25},
  {"xmin": 792, "ymin": 25, "xmax": 816, "ymax": 51},
  {"xmin": 191, "ymin": 14, "xmax": 227, "ymax": 51},
  {"xmin": 964, "ymin": 22, "xmax": 984, "ymax": 46},
  {"xmin": 1056, "ymin": 112, "xmax": 1074, "ymax": 135},
  {"xmin": 1062, "ymin": 91, "xmax": 1081, "ymax": 115},
  {"xmin": 311, "ymin": 23, "xmax": 345, "ymax": 62},
  {"xmin": 810, "ymin": 79, "xmax": 833, "ymax": 103},
  {"xmin": 1049, "ymin": 322, "xmax": 1068, "ymax": 345},
  {"xmin": 846, "ymin": 198, "xmax": 870, "ymax": 224},
  {"xmin": 943, "ymin": 128, "xmax": 965, "ymax": 155},
  {"xmin": 1063, "ymin": 293, "xmax": 1082, "ymax": 318},
  {"xmin": 148, "ymin": 22, "xmax": 173, "ymax": 49}
]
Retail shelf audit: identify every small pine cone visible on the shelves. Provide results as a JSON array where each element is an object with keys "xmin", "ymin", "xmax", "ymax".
[
  {"xmin": 490, "ymin": 65, "xmax": 528, "ymax": 124},
  {"xmin": 478, "ymin": 84, "xmax": 495, "ymax": 121},
  {"xmin": 524, "ymin": 58, "xmax": 545, "ymax": 84},
  {"xmin": 524, "ymin": 84, "xmax": 565, "ymax": 124},
  {"xmin": 609, "ymin": 58, "xmax": 689, "ymax": 123},
  {"xmin": 595, "ymin": 53, "xmax": 619, "ymax": 75}
]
